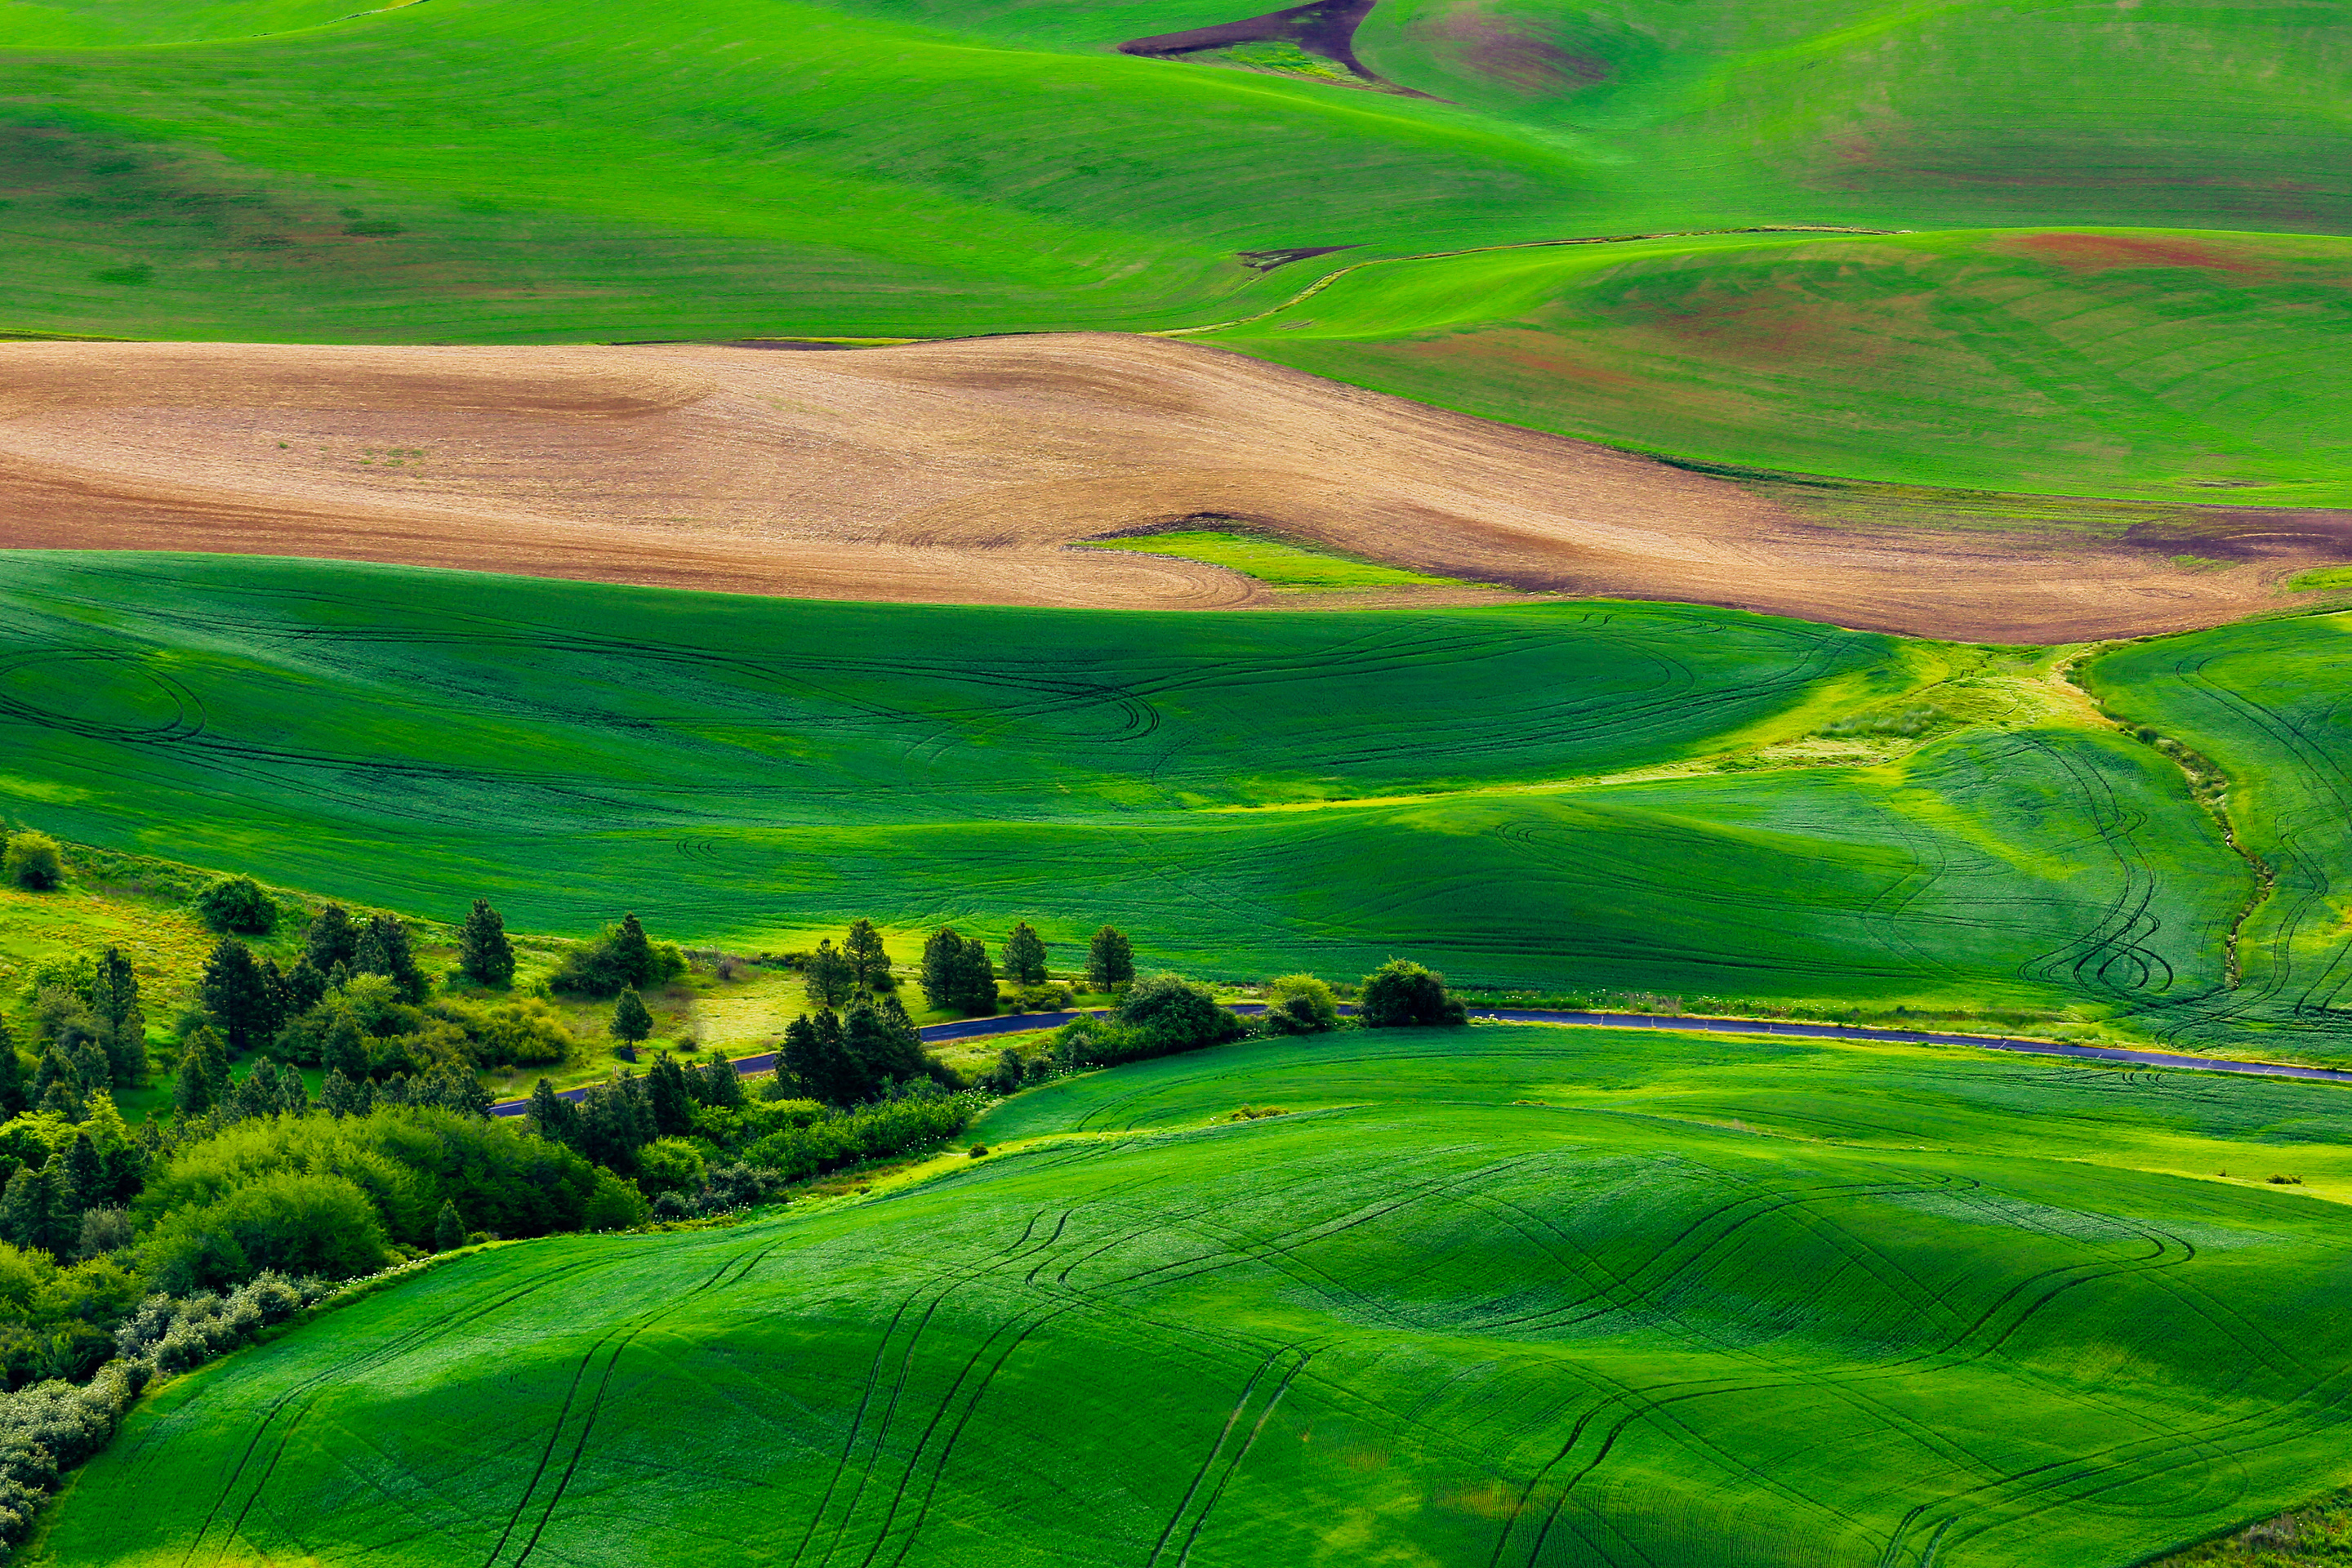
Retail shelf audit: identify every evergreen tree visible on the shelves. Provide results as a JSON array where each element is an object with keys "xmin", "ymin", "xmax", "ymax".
[
  {"xmin": 528, "ymin": 1078, "xmax": 580, "ymax": 1146},
  {"xmin": 920, "ymin": 928, "xmax": 964, "ymax": 1013},
  {"xmin": 613, "ymin": 914, "xmax": 656, "ymax": 991},
  {"xmin": 276, "ymin": 1058, "xmax": 312, "ymax": 1116},
  {"xmin": 577, "ymin": 1075, "xmax": 648, "ymax": 1170},
  {"xmin": 458, "ymin": 898, "xmax": 516, "ymax": 987},
  {"xmin": 844, "ymin": 919, "xmax": 890, "ymax": 991},
  {"xmin": 226, "ymin": 1057, "xmax": 283, "ymax": 1122},
  {"xmin": 306, "ymin": 904, "xmax": 360, "ymax": 973},
  {"xmin": 697, "ymin": 1055, "xmax": 746, "ymax": 1109},
  {"xmin": 283, "ymin": 956, "xmax": 329, "ymax": 1017},
  {"xmin": 259, "ymin": 957, "xmax": 294, "ymax": 1040},
  {"xmin": 782, "ymin": 1012, "xmax": 867, "ymax": 1106},
  {"xmin": 319, "ymin": 1067, "xmax": 367, "ymax": 1118},
  {"xmin": 843, "ymin": 996, "xmax": 929, "ymax": 1090},
  {"xmin": 953, "ymin": 940, "xmax": 998, "ymax": 1016},
  {"xmin": 172, "ymin": 1049, "xmax": 215, "ymax": 1119},
  {"xmin": 1004, "ymin": 922, "xmax": 1049, "ymax": 987},
  {"xmin": 804, "ymin": 940, "xmax": 856, "ymax": 1009},
  {"xmin": 0, "ymin": 1018, "xmax": 25, "ymax": 1120},
  {"xmin": 0, "ymin": 1166, "xmax": 64, "ymax": 1254},
  {"xmin": 60, "ymin": 1134, "xmax": 102, "ymax": 1215},
  {"xmin": 612, "ymin": 988, "xmax": 654, "ymax": 1045},
  {"xmin": 647, "ymin": 1054, "xmax": 694, "ymax": 1137},
  {"xmin": 198, "ymin": 938, "xmax": 275, "ymax": 1054},
  {"xmin": 434, "ymin": 1199, "xmax": 466, "ymax": 1253},
  {"xmin": 355, "ymin": 915, "xmax": 429, "ymax": 1004},
  {"xmin": 90, "ymin": 947, "xmax": 145, "ymax": 1086},
  {"xmin": 1087, "ymin": 926, "xmax": 1135, "ymax": 991},
  {"xmin": 323, "ymin": 1013, "xmax": 370, "ymax": 1082},
  {"xmin": 35, "ymin": 1045, "xmax": 86, "ymax": 1121}
]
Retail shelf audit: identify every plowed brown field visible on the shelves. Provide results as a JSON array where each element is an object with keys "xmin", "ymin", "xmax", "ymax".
[{"xmin": 0, "ymin": 333, "xmax": 2320, "ymax": 639}]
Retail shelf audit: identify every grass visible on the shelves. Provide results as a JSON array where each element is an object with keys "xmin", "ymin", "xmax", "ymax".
[
  {"xmin": 1205, "ymin": 227, "xmax": 2352, "ymax": 508},
  {"xmin": 38, "ymin": 1022, "xmax": 2352, "ymax": 1566},
  {"xmin": 0, "ymin": 550, "xmax": 2294, "ymax": 1051},
  {"xmin": 2081, "ymin": 612, "xmax": 2352, "ymax": 1052},
  {"xmin": 1080, "ymin": 528, "xmax": 1482, "ymax": 592}
]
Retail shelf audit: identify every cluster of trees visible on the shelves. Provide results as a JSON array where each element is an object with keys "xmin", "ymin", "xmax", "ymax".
[
  {"xmin": 914, "ymin": 921, "xmax": 1137, "ymax": 1017},
  {"xmin": 549, "ymin": 912, "xmax": 684, "ymax": 998}
]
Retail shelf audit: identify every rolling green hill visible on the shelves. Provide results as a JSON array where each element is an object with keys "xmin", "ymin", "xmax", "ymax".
[
  {"xmin": 0, "ymin": 550, "xmax": 2311, "ymax": 1052},
  {"xmin": 1202, "ymin": 227, "xmax": 2352, "ymax": 506},
  {"xmin": 0, "ymin": 0, "xmax": 2342, "ymax": 345},
  {"xmin": 41, "ymin": 1022, "xmax": 2352, "ymax": 1567}
]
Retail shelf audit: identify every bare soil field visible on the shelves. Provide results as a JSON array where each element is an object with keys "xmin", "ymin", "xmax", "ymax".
[{"xmin": 0, "ymin": 332, "xmax": 2331, "ymax": 639}]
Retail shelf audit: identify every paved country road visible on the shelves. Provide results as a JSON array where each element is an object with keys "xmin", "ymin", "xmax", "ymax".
[{"xmin": 488, "ymin": 1004, "xmax": 2352, "ymax": 1116}]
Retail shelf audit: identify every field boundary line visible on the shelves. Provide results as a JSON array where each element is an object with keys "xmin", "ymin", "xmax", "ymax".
[{"xmin": 1147, "ymin": 226, "xmax": 1910, "ymax": 339}]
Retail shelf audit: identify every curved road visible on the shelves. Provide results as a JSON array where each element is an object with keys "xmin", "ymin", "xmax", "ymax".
[{"xmin": 488, "ymin": 1004, "xmax": 2352, "ymax": 1116}]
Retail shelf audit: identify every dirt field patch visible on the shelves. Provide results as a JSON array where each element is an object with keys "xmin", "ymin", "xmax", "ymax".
[{"xmin": 0, "ymin": 332, "xmax": 2334, "ymax": 639}]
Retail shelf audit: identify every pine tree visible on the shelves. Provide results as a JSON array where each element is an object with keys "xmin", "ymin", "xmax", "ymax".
[
  {"xmin": 920, "ymin": 928, "xmax": 964, "ymax": 1013},
  {"xmin": 324, "ymin": 1013, "xmax": 370, "ymax": 1082},
  {"xmin": 283, "ymin": 956, "xmax": 329, "ymax": 1017},
  {"xmin": 953, "ymin": 940, "xmax": 998, "ymax": 1017},
  {"xmin": 528, "ymin": 1078, "xmax": 579, "ymax": 1145},
  {"xmin": 844, "ymin": 919, "xmax": 890, "ymax": 991},
  {"xmin": 60, "ymin": 1134, "xmax": 102, "ymax": 1215},
  {"xmin": 577, "ymin": 1076, "xmax": 648, "ymax": 1169},
  {"xmin": 35, "ymin": 1045, "xmax": 86, "ymax": 1121},
  {"xmin": 90, "ymin": 947, "xmax": 145, "ymax": 1086},
  {"xmin": 276, "ymin": 1060, "xmax": 312, "ymax": 1116},
  {"xmin": 172, "ymin": 1049, "xmax": 215, "ymax": 1119},
  {"xmin": 804, "ymin": 939, "xmax": 856, "ymax": 1009},
  {"xmin": 198, "ymin": 938, "xmax": 274, "ymax": 1054},
  {"xmin": 1003, "ymin": 922, "xmax": 1048, "ymax": 987},
  {"xmin": 306, "ymin": 903, "xmax": 360, "ymax": 972},
  {"xmin": 0, "ymin": 1165, "xmax": 61, "ymax": 1254},
  {"xmin": 458, "ymin": 898, "xmax": 516, "ymax": 987},
  {"xmin": 0, "ymin": 1019, "xmax": 26, "ymax": 1120},
  {"xmin": 356, "ymin": 915, "xmax": 429, "ymax": 1004},
  {"xmin": 698, "ymin": 1055, "xmax": 746, "ymax": 1109},
  {"xmin": 320, "ymin": 1067, "xmax": 367, "ymax": 1118},
  {"xmin": 434, "ymin": 1199, "xmax": 466, "ymax": 1253},
  {"xmin": 612, "ymin": 988, "xmax": 654, "ymax": 1045},
  {"xmin": 844, "ymin": 996, "xmax": 928, "ymax": 1089},
  {"xmin": 192, "ymin": 1026, "xmax": 230, "ymax": 1096},
  {"xmin": 1087, "ymin": 926, "xmax": 1135, "ymax": 991},
  {"xmin": 782, "ymin": 1012, "xmax": 868, "ymax": 1106},
  {"xmin": 647, "ymin": 1054, "xmax": 693, "ymax": 1137},
  {"xmin": 613, "ymin": 914, "xmax": 656, "ymax": 991}
]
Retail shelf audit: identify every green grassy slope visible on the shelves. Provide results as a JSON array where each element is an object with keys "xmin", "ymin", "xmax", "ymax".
[
  {"xmin": 44, "ymin": 1025, "xmax": 2352, "ymax": 1567},
  {"xmin": 1203, "ymin": 227, "xmax": 2352, "ymax": 506},
  {"xmin": 0, "ymin": 0, "xmax": 2344, "ymax": 344},
  {"xmin": 2084, "ymin": 612, "xmax": 2352, "ymax": 1049},
  {"xmin": 0, "ymin": 553, "xmax": 2265, "ymax": 1036}
]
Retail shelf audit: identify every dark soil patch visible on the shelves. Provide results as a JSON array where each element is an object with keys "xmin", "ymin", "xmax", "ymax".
[
  {"xmin": 2118, "ymin": 509, "xmax": 2352, "ymax": 562},
  {"xmin": 1403, "ymin": 5, "xmax": 1606, "ymax": 94},
  {"xmin": 1120, "ymin": 0, "xmax": 1434, "ymax": 96},
  {"xmin": 2009, "ymin": 232, "xmax": 2269, "ymax": 275},
  {"xmin": 1237, "ymin": 245, "xmax": 1356, "ymax": 272}
]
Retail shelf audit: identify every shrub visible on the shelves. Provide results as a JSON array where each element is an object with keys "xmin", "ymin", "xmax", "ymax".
[
  {"xmin": 1357, "ymin": 959, "xmax": 1467, "ymax": 1028},
  {"xmin": 194, "ymin": 875, "xmax": 277, "ymax": 935},
  {"xmin": 1011, "ymin": 982, "xmax": 1074, "ymax": 1012},
  {"xmin": 2, "ymin": 834, "xmax": 62, "ymax": 893},
  {"xmin": 137, "ymin": 1170, "xmax": 390, "ymax": 1292},
  {"xmin": 635, "ymin": 1137, "xmax": 707, "ymax": 1198},
  {"xmin": 1262, "ymin": 974, "xmax": 1340, "ymax": 1034},
  {"xmin": 1117, "ymin": 974, "xmax": 1245, "ymax": 1052},
  {"xmin": 583, "ymin": 1170, "xmax": 649, "ymax": 1232}
]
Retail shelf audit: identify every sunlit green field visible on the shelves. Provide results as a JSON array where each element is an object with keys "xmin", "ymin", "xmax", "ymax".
[
  {"xmin": 1081, "ymin": 530, "xmax": 1478, "ymax": 591},
  {"xmin": 1205, "ymin": 227, "xmax": 2352, "ymax": 506},
  {"xmin": 43, "ymin": 1023, "xmax": 2352, "ymax": 1567},
  {"xmin": 0, "ymin": 551, "xmax": 2273, "ymax": 1037}
]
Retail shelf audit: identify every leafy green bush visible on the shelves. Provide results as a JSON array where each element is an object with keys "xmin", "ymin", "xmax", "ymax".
[
  {"xmin": 1357, "ymin": 960, "xmax": 1466, "ymax": 1028},
  {"xmin": 194, "ymin": 876, "xmax": 277, "ymax": 935},
  {"xmin": 1262, "ymin": 974, "xmax": 1339, "ymax": 1034},
  {"xmin": 2, "ymin": 833, "xmax": 63, "ymax": 893},
  {"xmin": 739, "ymin": 1093, "xmax": 977, "ymax": 1183}
]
